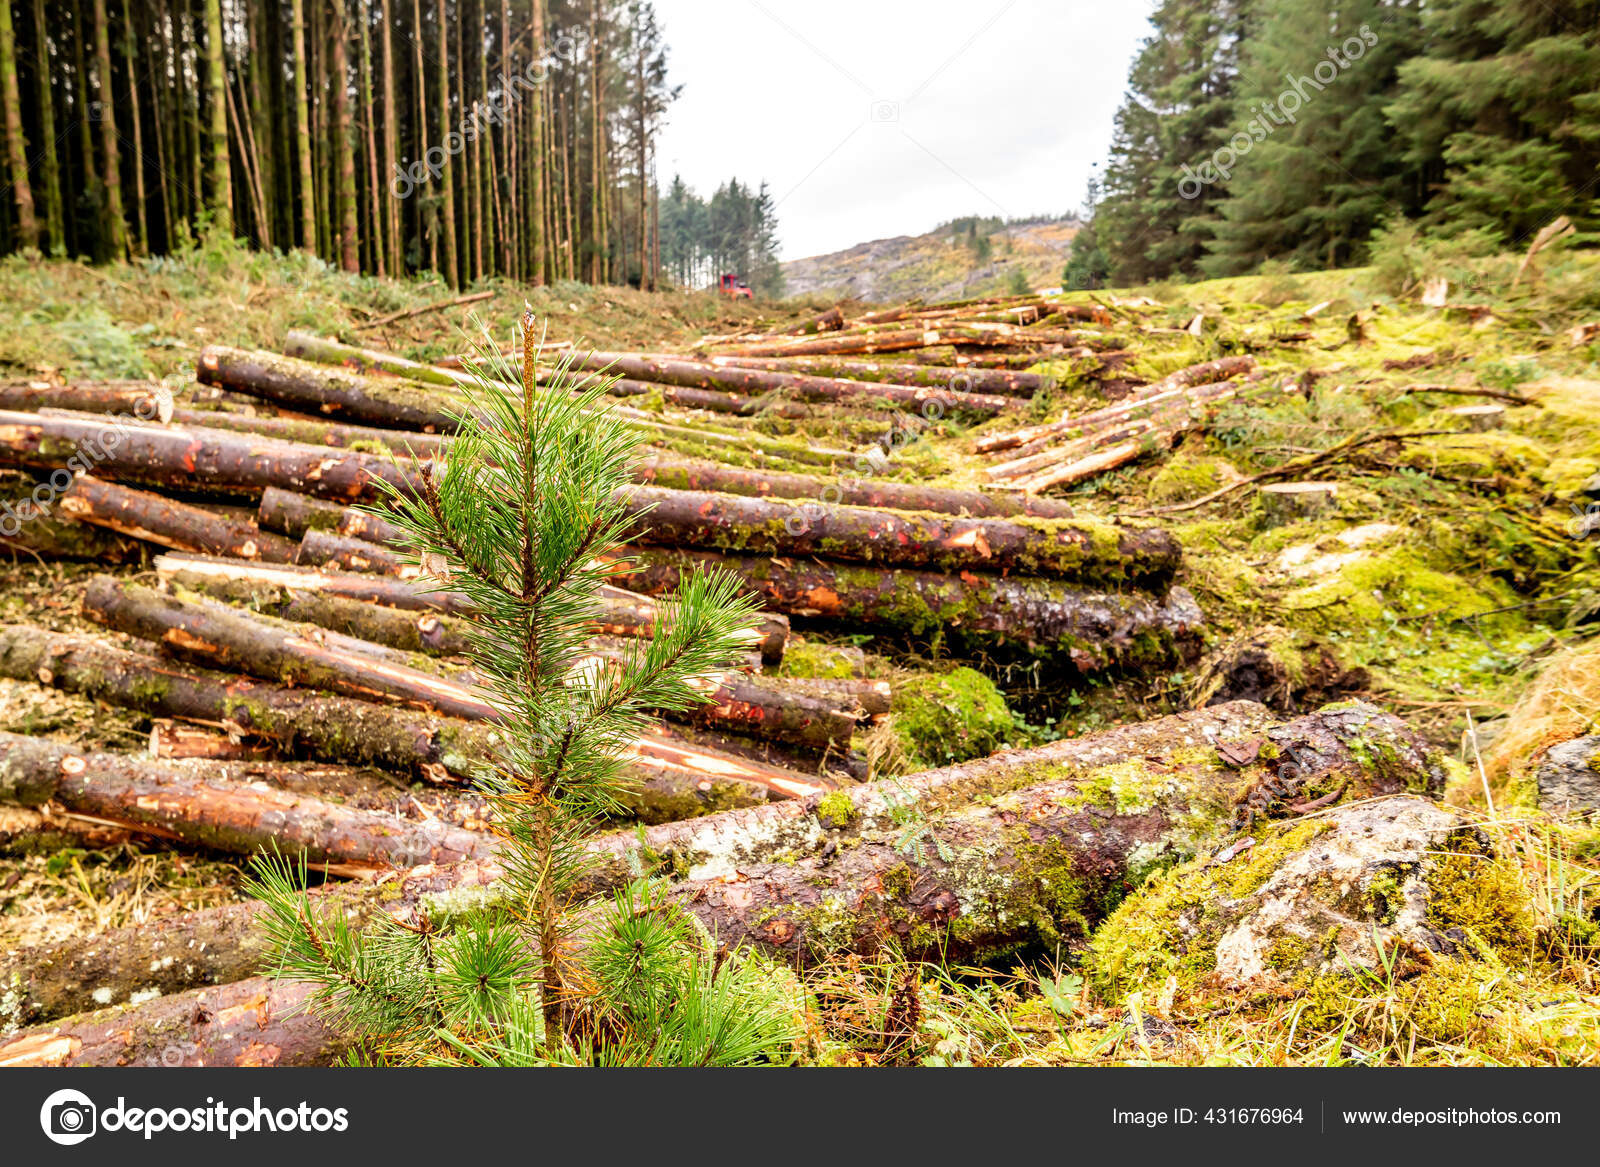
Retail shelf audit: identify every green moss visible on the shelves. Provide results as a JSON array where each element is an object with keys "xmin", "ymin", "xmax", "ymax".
[
  {"xmin": 1425, "ymin": 846, "xmax": 1535, "ymax": 958},
  {"xmin": 889, "ymin": 666, "xmax": 1014, "ymax": 771},
  {"xmin": 1148, "ymin": 453, "xmax": 1233, "ymax": 504},
  {"xmin": 776, "ymin": 641, "xmax": 861, "ymax": 680},
  {"xmin": 815, "ymin": 791, "xmax": 855, "ymax": 828}
]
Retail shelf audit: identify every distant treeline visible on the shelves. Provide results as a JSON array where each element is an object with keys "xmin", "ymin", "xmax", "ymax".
[
  {"xmin": 0, "ymin": 0, "xmax": 780, "ymax": 291},
  {"xmin": 656, "ymin": 175, "xmax": 783, "ymax": 297},
  {"xmin": 1068, "ymin": 0, "xmax": 1600, "ymax": 288}
]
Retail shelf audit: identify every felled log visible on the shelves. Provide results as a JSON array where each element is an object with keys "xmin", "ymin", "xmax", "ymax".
[
  {"xmin": 156, "ymin": 552, "xmax": 793, "ymax": 662},
  {"xmin": 0, "ymin": 732, "xmax": 494, "ymax": 869},
  {"xmin": 93, "ymin": 577, "xmax": 849, "ymax": 754},
  {"xmin": 974, "ymin": 356, "xmax": 1259, "ymax": 455},
  {"xmin": 258, "ymin": 485, "xmax": 346, "ymax": 537},
  {"xmin": 90, "ymin": 576, "xmax": 825, "ymax": 760},
  {"xmin": 169, "ymin": 406, "xmax": 451, "ymax": 459},
  {"xmin": 0, "ymin": 408, "xmax": 419, "ymax": 502},
  {"xmin": 786, "ymin": 306, "xmax": 845, "ymax": 335},
  {"xmin": 58, "ymin": 476, "xmax": 299, "ymax": 562},
  {"xmin": 148, "ymin": 722, "xmax": 278, "ymax": 760},
  {"xmin": 298, "ymin": 528, "xmax": 413, "ymax": 574},
  {"xmin": 618, "ymin": 484, "xmax": 1181, "ymax": 586},
  {"xmin": 4, "ymin": 704, "xmax": 1275, "ymax": 1026},
  {"xmin": 709, "ymin": 354, "xmax": 1053, "ymax": 396},
  {"xmin": 0, "ymin": 509, "xmax": 145, "ymax": 564},
  {"xmin": 0, "ymin": 701, "xmax": 1442, "ymax": 1034},
  {"xmin": 0, "ymin": 627, "xmax": 823, "ymax": 820},
  {"xmin": 0, "ymin": 977, "xmax": 341, "ymax": 1067},
  {"xmin": 565, "ymin": 352, "xmax": 1019, "ymax": 417},
  {"xmin": 614, "ymin": 548, "xmax": 1203, "ymax": 664},
  {"xmin": 0, "ymin": 380, "xmax": 173, "ymax": 422},
  {"xmin": 281, "ymin": 329, "xmax": 473, "ymax": 387},
  {"xmin": 708, "ymin": 325, "xmax": 1035, "ymax": 359},
  {"xmin": 204, "ymin": 346, "xmax": 857, "ymax": 472},
  {"xmin": 631, "ymin": 455, "xmax": 1077, "ymax": 521}
]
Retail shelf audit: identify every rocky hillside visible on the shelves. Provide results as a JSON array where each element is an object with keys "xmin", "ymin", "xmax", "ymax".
[{"xmin": 782, "ymin": 216, "xmax": 1078, "ymax": 304}]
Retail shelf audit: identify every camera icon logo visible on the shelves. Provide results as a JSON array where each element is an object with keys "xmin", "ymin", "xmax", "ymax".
[{"xmin": 40, "ymin": 1088, "xmax": 97, "ymax": 1146}]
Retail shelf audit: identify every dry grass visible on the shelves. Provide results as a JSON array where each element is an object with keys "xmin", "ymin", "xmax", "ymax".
[{"xmin": 1485, "ymin": 639, "xmax": 1600, "ymax": 786}]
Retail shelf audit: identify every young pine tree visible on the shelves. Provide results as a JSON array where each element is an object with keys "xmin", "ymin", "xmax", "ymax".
[{"xmin": 252, "ymin": 315, "xmax": 804, "ymax": 1066}]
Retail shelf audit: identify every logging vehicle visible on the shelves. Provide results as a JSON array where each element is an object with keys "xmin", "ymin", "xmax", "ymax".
[{"xmin": 719, "ymin": 272, "xmax": 754, "ymax": 299}]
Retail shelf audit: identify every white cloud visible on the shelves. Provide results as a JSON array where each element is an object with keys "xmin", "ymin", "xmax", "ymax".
[{"xmin": 650, "ymin": 0, "xmax": 1156, "ymax": 260}]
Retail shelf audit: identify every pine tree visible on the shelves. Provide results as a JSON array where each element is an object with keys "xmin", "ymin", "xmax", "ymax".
[
  {"xmin": 1093, "ymin": 0, "xmax": 1248, "ymax": 284},
  {"xmin": 0, "ymin": 0, "xmax": 38, "ymax": 250},
  {"xmin": 202, "ymin": 0, "xmax": 231, "ymax": 235},
  {"xmin": 252, "ymin": 318, "xmax": 803, "ymax": 1066},
  {"xmin": 1386, "ymin": 0, "xmax": 1600, "ymax": 242},
  {"xmin": 1202, "ymin": 0, "xmax": 1422, "ymax": 275}
]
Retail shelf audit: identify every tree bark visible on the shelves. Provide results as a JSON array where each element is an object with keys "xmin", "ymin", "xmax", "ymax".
[
  {"xmin": 257, "ymin": 485, "xmax": 346, "ymax": 538},
  {"xmin": 613, "ymin": 548, "xmax": 1204, "ymax": 665},
  {"xmin": 168, "ymin": 407, "xmax": 450, "ymax": 459},
  {"xmin": 202, "ymin": 0, "xmax": 231, "ymax": 234},
  {"xmin": 0, "ymin": 0, "xmax": 38, "ymax": 249},
  {"xmin": 0, "ymin": 408, "xmax": 420, "ymax": 502},
  {"xmin": 92, "ymin": 0, "xmax": 128, "ymax": 257},
  {"xmin": 617, "ymin": 483, "xmax": 1180, "ymax": 586},
  {"xmin": 58, "ymin": 476, "xmax": 299, "ymax": 562},
  {"xmin": 0, "ymin": 701, "xmax": 1445, "ymax": 1036}
]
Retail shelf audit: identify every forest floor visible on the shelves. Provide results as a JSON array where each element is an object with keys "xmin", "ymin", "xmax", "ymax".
[{"xmin": 0, "ymin": 235, "xmax": 1597, "ymax": 1066}]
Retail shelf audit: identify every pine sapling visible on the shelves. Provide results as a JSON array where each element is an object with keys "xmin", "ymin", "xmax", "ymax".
[{"xmin": 252, "ymin": 313, "xmax": 803, "ymax": 1065}]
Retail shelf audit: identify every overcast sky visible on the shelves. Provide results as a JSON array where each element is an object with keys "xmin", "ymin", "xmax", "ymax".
[{"xmin": 650, "ymin": 0, "xmax": 1157, "ymax": 261}]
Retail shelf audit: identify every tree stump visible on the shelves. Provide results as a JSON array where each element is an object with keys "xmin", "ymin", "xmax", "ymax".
[
  {"xmin": 1446, "ymin": 404, "xmax": 1505, "ymax": 431},
  {"xmin": 1258, "ymin": 482, "xmax": 1339, "ymax": 525}
]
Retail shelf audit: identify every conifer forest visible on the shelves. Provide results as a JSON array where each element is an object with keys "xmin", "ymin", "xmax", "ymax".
[{"xmin": 0, "ymin": 0, "xmax": 1597, "ymax": 1117}]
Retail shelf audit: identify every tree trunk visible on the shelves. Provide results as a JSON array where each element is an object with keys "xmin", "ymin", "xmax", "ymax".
[
  {"xmin": 290, "ymin": 0, "xmax": 315, "ymax": 250},
  {"xmin": 92, "ymin": 0, "xmax": 127, "ymax": 256},
  {"xmin": 202, "ymin": 0, "xmax": 230, "ymax": 234},
  {"xmin": 0, "ymin": 408, "xmax": 419, "ymax": 502},
  {"xmin": 616, "ymin": 483, "xmax": 1181, "ymax": 586},
  {"xmin": 257, "ymin": 485, "xmax": 347, "ymax": 537},
  {"xmin": 28, "ymin": 0, "xmax": 61, "ymax": 252},
  {"xmin": 330, "ymin": 0, "xmax": 357, "ymax": 271},
  {"xmin": 435, "ymin": 0, "xmax": 457, "ymax": 286},
  {"xmin": 0, "ymin": 0, "xmax": 38, "ymax": 249},
  {"xmin": 0, "ymin": 701, "xmax": 1445, "ymax": 1037},
  {"xmin": 58, "ymin": 476, "xmax": 299, "ymax": 562},
  {"xmin": 614, "ymin": 547, "xmax": 1204, "ymax": 665},
  {"xmin": 0, "ymin": 731, "xmax": 494, "ymax": 867},
  {"xmin": 170, "ymin": 407, "xmax": 447, "ymax": 459}
]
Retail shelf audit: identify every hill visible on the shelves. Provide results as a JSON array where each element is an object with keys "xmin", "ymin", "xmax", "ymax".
[{"xmin": 781, "ymin": 216, "xmax": 1078, "ymax": 304}]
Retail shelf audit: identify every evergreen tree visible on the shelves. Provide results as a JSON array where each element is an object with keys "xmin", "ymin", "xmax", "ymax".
[
  {"xmin": 1094, "ymin": 0, "xmax": 1249, "ymax": 284},
  {"xmin": 1202, "ymin": 0, "xmax": 1422, "ymax": 275},
  {"xmin": 1386, "ymin": 0, "xmax": 1600, "ymax": 242},
  {"xmin": 253, "ymin": 318, "xmax": 803, "ymax": 1066}
]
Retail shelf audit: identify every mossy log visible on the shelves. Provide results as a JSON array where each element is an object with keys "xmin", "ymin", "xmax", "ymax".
[
  {"xmin": 155, "ymin": 552, "xmax": 791, "ymax": 663},
  {"xmin": 613, "ymin": 547, "xmax": 1203, "ymax": 663},
  {"xmin": 0, "ymin": 380, "xmax": 173, "ymax": 422},
  {"xmin": 617, "ymin": 484, "xmax": 1180, "ymax": 586},
  {"xmin": 0, "ymin": 408, "xmax": 420, "ymax": 502},
  {"xmin": 0, "ymin": 732, "xmax": 494, "ymax": 868},
  {"xmin": 198, "ymin": 345, "xmax": 464, "ymax": 430},
  {"xmin": 566, "ymin": 352, "xmax": 1019, "ymax": 417},
  {"xmin": 630, "ymin": 455, "xmax": 1076, "ymax": 521},
  {"xmin": 298, "ymin": 528, "xmax": 413, "ymax": 574},
  {"xmin": 257, "ymin": 485, "xmax": 347, "ymax": 538},
  {"xmin": 58, "ymin": 476, "xmax": 298, "ymax": 562},
  {"xmin": 0, "ymin": 701, "xmax": 1444, "ymax": 1033},
  {"xmin": 708, "ymin": 355, "xmax": 1053, "ymax": 397},
  {"xmin": 281, "ymin": 330, "xmax": 477, "ymax": 387},
  {"xmin": 708, "ymin": 324, "xmax": 1039, "ymax": 359}
]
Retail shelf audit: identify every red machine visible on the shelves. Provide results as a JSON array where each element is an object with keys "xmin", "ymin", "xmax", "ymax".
[{"xmin": 719, "ymin": 273, "xmax": 753, "ymax": 299}]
